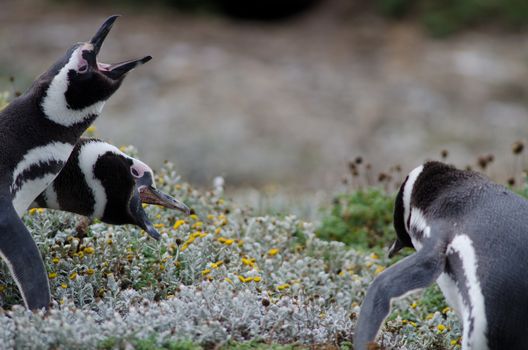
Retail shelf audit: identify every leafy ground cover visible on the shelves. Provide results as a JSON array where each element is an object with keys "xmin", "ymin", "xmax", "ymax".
[
  {"xmin": 0, "ymin": 156, "xmax": 463, "ymax": 350},
  {"xmin": 2, "ymin": 92, "xmax": 516, "ymax": 349}
]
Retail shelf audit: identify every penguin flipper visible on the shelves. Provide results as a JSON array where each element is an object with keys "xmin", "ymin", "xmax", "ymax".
[
  {"xmin": 0, "ymin": 196, "xmax": 50, "ymax": 309},
  {"xmin": 354, "ymin": 240, "xmax": 446, "ymax": 350}
]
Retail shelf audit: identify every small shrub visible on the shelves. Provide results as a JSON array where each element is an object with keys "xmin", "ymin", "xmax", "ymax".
[{"xmin": 317, "ymin": 188, "xmax": 395, "ymax": 249}]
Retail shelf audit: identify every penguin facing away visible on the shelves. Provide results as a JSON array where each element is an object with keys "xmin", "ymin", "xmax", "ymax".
[
  {"xmin": 32, "ymin": 139, "xmax": 190, "ymax": 240},
  {"xmin": 0, "ymin": 16, "xmax": 150, "ymax": 309},
  {"xmin": 354, "ymin": 161, "xmax": 528, "ymax": 350}
]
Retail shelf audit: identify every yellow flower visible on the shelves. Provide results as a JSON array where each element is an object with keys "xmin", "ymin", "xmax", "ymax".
[
  {"xmin": 451, "ymin": 340, "xmax": 457, "ymax": 346},
  {"xmin": 86, "ymin": 126, "xmax": 96, "ymax": 133},
  {"xmin": 52, "ymin": 257, "xmax": 60, "ymax": 264},
  {"xmin": 84, "ymin": 247, "xmax": 95, "ymax": 255},
  {"xmin": 402, "ymin": 319, "xmax": 408, "ymax": 324},
  {"xmin": 77, "ymin": 251, "xmax": 84, "ymax": 259},
  {"xmin": 37, "ymin": 208, "xmax": 45, "ymax": 214},
  {"xmin": 119, "ymin": 145, "xmax": 127, "ymax": 152},
  {"xmin": 154, "ymin": 223, "xmax": 164, "ymax": 229},
  {"xmin": 69, "ymin": 272, "xmax": 78, "ymax": 280},
  {"xmin": 224, "ymin": 277, "xmax": 233, "ymax": 284},
  {"xmin": 277, "ymin": 283, "xmax": 290, "ymax": 291},
  {"xmin": 411, "ymin": 301, "xmax": 417, "ymax": 309},
  {"xmin": 48, "ymin": 272, "xmax": 57, "ymax": 279},
  {"xmin": 267, "ymin": 248, "xmax": 279, "ymax": 257},
  {"xmin": 159, "ymin": 264, "xmax": 165, "ymax": 271},
  {"xmin": 29, "ymin": 208, "xmax": 37, "ymax": 215},
  {"xmin": 238, "ymin": 275, "xmax": 253, "ymax": 283},
  {"xmin": 173, "ymin": 220, "xmax": 185, "ymax": 229},
  {"xmin": 191, "ymin": 222, "xmax": 203, "ymax": 229},
  {"xmin": 190, "ymin": 231, "xmax": 207, "ymax": 239},
  {"xmin": 374, "ymin": 265, "xmax": 385, "ymax": 275},
  {"xmin": 207, "ymin": 214, "xmax": 215, "ymax": 221},
  {"xmin": 442, "ymin": 306, "xmax": 451, "ymax": 314},
  {"xmin": 241, "ymin": 257, "xmax": 256, "ymax": 267},
  {"xmin": 217, "ymin": 237, "xmax": 234, "ymax": 245},
  {"xmin": 253, "ymin": 276, "xmax": 262, "ymax": 282},
  {"xmin": 0, "ymin": 285, "xmax": 5, "ymax": 293},
  {"xmin": 217, "ymin": 199, "xmax": 225, "ymax": 205},
  {"xmin": 190, "ymin": 214, "xmax": 199, "ymax": 221},
  {"xmin": 202, "ymin": 269, "xmax": 211, "ymax": 276},
  {"xmin": 370, "ymin": 252, "xmax": 379, "ymax": 260},
  {"xmin": 214, "ymin": 228, "xmax": 221, "ymax": 235},
  {"xmin": 426, "ymin": 313, "xmax": 434, "ymax": 320},
  {"xmin": 409, "ymin": 321, "xmax": 417, "ymax": 327},
  {"xmin": 86, "ymin": 268, "xmax": 95, "ymax": 276},
  {"xmin": 437, "ymin": 324, "xmax": 446, "ymax": 332},
  {"xmin": 106, "ymin": 239, "xmax": 113, "ymax": 245},
  {"xmin": 61, "ymin": 283, "xmax": 68, "ymax": 289},
  {"xmin": 211, "ymin": 261, "xmax": 223, "ymax": 269}
]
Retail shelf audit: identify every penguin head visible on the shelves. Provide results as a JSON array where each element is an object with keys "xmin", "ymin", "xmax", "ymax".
[
  {"xmin": 129, "ymin": 160, "xmax": 191, "ymax": 240},
  {"xmin": 389, "ymin": 161, "xmax": 466, "ymax": 258},
  {"xmin": 37, "ymin": 15, "xmax": 151, "ymax": 126},
  {"xmin": 93, "ymin": 146, "xmax": 190, "ymax": 240}
]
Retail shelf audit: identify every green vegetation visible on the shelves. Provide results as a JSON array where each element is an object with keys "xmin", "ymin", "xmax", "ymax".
[
  {"xmin": 376, "ymin": 0, "xmax": 528, "ymax": 37},
  {"xmin": 317, "ymin": 188, "xmax": 395, "ymax": 249}
]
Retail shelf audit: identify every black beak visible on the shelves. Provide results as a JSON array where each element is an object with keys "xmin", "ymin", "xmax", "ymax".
[
  {"xmin": 388, "ymin": 239, "xmax": 406, "ymax": 258},
  {"xmin": 129, "ymin": 191, "xmax": 161, "ymax": 240},
  {"xmin": 139, "ymin": 185, "xmax": 190, "ymax": 215},
  {"xmin": 88, "ymin": 15, "xmax": 152, "ymax": 79},
  {"xmin": 102, "ymin": 56, "xmax": 152, "ymax": 79},
  {"xmin": 90, "ymin": 15, "xmax": 119, "ymax": 56}
]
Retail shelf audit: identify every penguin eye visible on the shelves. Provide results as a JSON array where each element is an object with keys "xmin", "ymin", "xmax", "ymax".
[
  {"xmin": 131, "ymin": 168, "xmax": 140, "ymax": 177},
  {"xmin": 78, "ymin": 65, "xmax": 88, "ymax": 73}
]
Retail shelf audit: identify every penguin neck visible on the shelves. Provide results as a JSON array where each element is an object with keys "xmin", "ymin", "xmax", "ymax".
[{"xmin": 39, "ymin": 83, "xmax": 105, "ymax": 128}]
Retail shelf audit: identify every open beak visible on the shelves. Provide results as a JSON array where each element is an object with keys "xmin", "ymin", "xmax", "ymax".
[
  {"xmin": 90, "ymin": 15, "xmax": 119, "ymax": 55},
  {"xmin": 128, "ymin": 192, "xmax": 161, "ymax": 240},
  {"xmin": 88, "ymin": 15, "xmax": 152, "ymax": 79},
  {"xmin": 139, "ymin": 186, "xmax": 191, "ymax": 215}
]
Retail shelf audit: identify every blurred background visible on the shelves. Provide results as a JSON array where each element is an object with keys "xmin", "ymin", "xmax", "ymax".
[{"xmin": 1, "ymin": 0, "xmax": 528, "ymax": 196}]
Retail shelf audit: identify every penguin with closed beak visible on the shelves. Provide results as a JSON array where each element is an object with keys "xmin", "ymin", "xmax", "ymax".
[
  {"xmin": 0, "ymin": 15, "xmax": 150, "ymax": 309},
  {"xmin": 355, "ymin": 161, "xmax": 528, "ymax": 350},
  {"xmin": 32, "ymin": 139, "xmax": 190, "ymax": 239}
]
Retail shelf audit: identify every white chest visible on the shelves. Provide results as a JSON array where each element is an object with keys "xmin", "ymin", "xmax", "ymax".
[{"xmin": 11, "ymin": 142, "xmax": 73, "ymax": 216}]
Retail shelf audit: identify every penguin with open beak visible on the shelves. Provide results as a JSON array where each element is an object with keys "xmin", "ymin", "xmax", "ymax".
[
  {"xmin": 32, "ymin": 139, "xmax": 190, "ymax": 240},
  {"xmin": 0, "ymin": 16, "xmax": 150, "ymax": 309}
]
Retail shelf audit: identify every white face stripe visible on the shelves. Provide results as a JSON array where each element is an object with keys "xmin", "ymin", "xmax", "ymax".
[
  {"xmin": 408, "ymin": 207, "xmax": 431, "ymax": 250},
  {"xmin": 403, "ymin": 165, "xmax": 424, "ymax": 232},
  {"xmin": 447, "ymin": 234, "xmax": 488, "ymax": 350},
  {"xmin": 41, "ymin": 45, "xmax": 106, "ymax": 126},
  {"xmin": 78, "ymin": 141, "xmax": 113, "ymax": 218},
  {"xmin": 11, "ymin": 142, "xmax": 74, "ymax": 216},
  {"xmin": 77, "ymin": 141, "xmax": 155, "ymax": 218}
]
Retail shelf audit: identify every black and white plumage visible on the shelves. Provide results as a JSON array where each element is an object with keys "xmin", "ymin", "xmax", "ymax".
[
  {"xmin": 32, "ymin": 139, "xmax": 190, "ymax": 239},
  {"xmin": 0, "ymin": 16, "xmax": 150, "ymax": 309},
  {"xmin": 354, "ymin": 161, "xmax": 528, "ymax": 350}
]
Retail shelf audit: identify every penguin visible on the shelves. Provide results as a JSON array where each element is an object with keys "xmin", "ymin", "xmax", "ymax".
[
  {"xmin": 0, "ymin": 16, "xmax": 150, "ymax": 309},
  {"xmin": 354, "ymin": 161, "xmax": 528, "ymax": 350},
  {"xmin": 31, "ymin": 138, "xmax": 190, "ymax": 240}
]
